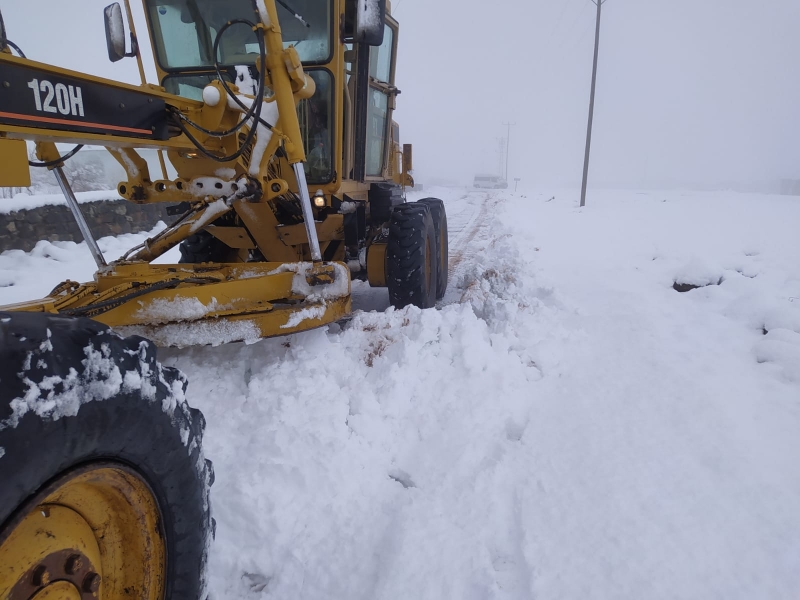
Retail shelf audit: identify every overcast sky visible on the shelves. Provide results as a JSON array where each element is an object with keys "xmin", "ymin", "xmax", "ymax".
[{"xmin": 4, "ymin": 0, "xmax": 799, "ymax": 189}]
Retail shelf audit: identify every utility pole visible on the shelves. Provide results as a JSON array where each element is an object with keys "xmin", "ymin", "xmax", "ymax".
[
  {"xmin": 580, "ymin": 0, "xmax": 604, "ymax": 208},
  {"xmin": 503, "ymin": 122, "xmax": 515, "ymax": 182}
]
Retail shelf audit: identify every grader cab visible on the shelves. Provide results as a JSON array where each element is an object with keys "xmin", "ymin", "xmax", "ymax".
[{"xmin": 0, "ymin": 1, "xmax": 448, "ymax": 597}]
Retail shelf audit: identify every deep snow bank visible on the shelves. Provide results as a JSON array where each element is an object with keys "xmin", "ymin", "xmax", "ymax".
[
  {"xmin": 160, "ymin": 191, "xmax": 553, "ymax": 599},
  {"xmin": 160, "ymin": 189, "xmax": 800, "ymax": 600}
]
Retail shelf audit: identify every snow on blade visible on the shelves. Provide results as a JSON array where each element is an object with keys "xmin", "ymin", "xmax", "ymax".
[
  {"xmin": 135, "ymin": 296, "xmax": 231, "ymax": 324},
  {"xmin": 269, "ymin": 261, "xmax": 350, "ymax": 301},
  {"xmin": 116, "ymin": 318, "xmax": 261, "ymax": 348},
  {"xmin": 280, "ymin": 304, "xmax": 326, "ymax": 329}
]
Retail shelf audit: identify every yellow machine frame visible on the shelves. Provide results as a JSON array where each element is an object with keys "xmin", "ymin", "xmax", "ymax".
[{"xmin": 0, "ymin": 0, "xmax": 413, "ymax": 345}]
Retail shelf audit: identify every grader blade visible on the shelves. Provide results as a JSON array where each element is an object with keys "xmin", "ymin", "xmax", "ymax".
[{"xmin": 2, "ymin": 262, "xmax": 351, "ymax": 347}]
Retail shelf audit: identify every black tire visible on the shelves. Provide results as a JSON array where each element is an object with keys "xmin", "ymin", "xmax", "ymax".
[
  {"xmin": 0, "ymin": 312, "xmax": 213, "ymax": 599},
  {"xmin": 417, "ymin": 198, "xmax": 449, "ymax": 300},
  {"xmin": 387, "ymin": 203, "xmax": 438, "ymax": 309},
  {"xmin": 179, "ymin": 231, "xmax": 230, "ymax": 263}
]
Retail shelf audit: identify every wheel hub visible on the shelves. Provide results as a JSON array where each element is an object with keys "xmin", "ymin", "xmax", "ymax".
[
  {"xmin": 10, "ymin": 548, "xmax": 98, "ymax": 599},
  {"xmin": 0, "ymin": 463, "xmax": 166, "ymax": 600}
]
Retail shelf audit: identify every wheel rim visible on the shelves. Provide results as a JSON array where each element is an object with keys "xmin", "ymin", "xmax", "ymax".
[{"xmin": 0, "ymin": 463, "xmax": 166, "ymax": 600}]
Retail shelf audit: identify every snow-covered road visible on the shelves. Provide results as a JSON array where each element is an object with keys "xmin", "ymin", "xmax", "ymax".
[{"xmin": 1, "ymin": 187, "xmax": 799, "ymax": 599}]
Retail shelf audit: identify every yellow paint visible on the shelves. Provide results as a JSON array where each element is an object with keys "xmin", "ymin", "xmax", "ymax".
[
  {"xmin": 0, "ymin": 138, "xmax": 31, "ymax": 187},
  {"xmin": 0, "ymin": 465, "xmax": 165, "ymax": 599},
  {"xmin": 367, "ymin": 242, "xmax": 388, "ymax": 287}
]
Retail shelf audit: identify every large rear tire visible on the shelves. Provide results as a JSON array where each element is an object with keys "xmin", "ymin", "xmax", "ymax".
[
  {"xmin": 417, "ymin": 198, "xmax": 448, "ymax": 300},
  {"xmin": 387, "ymin": 203, "xmax": 438, "ymax": 309},
  {"xmin": 0, "ymin": 312, "xmax": 213, "ymax": 600}
]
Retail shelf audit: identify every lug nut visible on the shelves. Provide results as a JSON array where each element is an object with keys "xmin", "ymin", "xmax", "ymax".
[
  {"xmin": 31, "ymin": 565, "xmax": 50, "ymax": 587},
  {"xmin": 65, "ymin": 554, "xmax": 83, "ymax": 575},
  {"xmin": 82, "ymin": 572, "xmax": 101, "ymax": 593}
]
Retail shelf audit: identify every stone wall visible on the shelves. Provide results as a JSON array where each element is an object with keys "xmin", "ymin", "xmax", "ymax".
[{"xmin": 0, "ymin": 199, "xmax": 173, "ymax": 253}]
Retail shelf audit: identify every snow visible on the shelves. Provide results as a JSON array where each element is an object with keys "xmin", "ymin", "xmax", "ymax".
[
  {"xmin": 0, "ymin": 223, "xmax": 181, "ymax": 304},
  {"xmin": 253, "ymin": 0, "xmax": 272, "ymax": 27},
  {"xmin": 360, "ymin": 0, "xmax": 382, "ymax": 30},
  {"xmin": 269, "ymin": 261, "xmax": 350, "ymax": 301},
  {"xmin": 279, "ymin": 305, "xmax": 326, "ymax": 329},
  {"xmin": 0, "ymin": 189, "xmax": 122, "ymax": 214},
  {"xmin": 107, "ymin": 147, "xmax": 140, "ymax": 179},
  {"xmin": 4, "ymin": 337, "xmax": 146, "ymax": 430},
  {"xmin": 189, "ymin": 199, "xmax": 230, "ymax": 232},
  {"xmin": 135, "ymin": 296, "xmax": 228, "ymax": 324},
  {"xmin": 223, "ymin": 91, "xmax": 280, "ymax": 177},
  {"xmin": 1, "ymin": 187, "xmax": 800, "ymax": 598},
  {"xmin": 116, "ymin": 319, "xmax": 262, "ymax": 349},
  {"xmin": 234, "ymin": 66, "xmax": 256, "ymax": 97},
  {"xmin": 189, "ymin": 179, "xmax": 238, "ymax": 200}
]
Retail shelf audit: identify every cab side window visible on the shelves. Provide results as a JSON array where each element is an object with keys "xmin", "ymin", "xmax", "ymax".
[{"xmin": 365, "ymin": 24, "xmax": 394, "ymax": 177}]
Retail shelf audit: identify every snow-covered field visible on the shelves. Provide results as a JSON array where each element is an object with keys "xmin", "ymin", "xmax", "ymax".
[{"xmin": 1, "ymin": 187, "xmax": 799, "ymax": 599}]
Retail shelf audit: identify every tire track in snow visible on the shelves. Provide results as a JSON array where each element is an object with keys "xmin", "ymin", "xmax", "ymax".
[{"xmin": 442, "ymin": 191, "xmax": 503, "ymax": 305}]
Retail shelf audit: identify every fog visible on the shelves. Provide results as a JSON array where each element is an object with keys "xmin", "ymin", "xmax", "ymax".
[
  {"xmin": 4, "ymin": 0, "xmax": 799, "ymax": 190},
  {"xmin": 394, "ymin": 0, "xmax": 800, "ymax": 189}
]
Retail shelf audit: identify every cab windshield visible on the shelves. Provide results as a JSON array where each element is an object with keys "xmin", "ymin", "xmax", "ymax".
[{"xmin": 146, "ymin": 0, "xmax": 332, "ymax": 70}]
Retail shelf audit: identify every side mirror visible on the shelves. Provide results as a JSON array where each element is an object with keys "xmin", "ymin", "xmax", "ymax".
[
  {"xmin": 104, "ymin": 3, "xmax": 137, "ymax": 62},
  {"xmin": 344, "ymin": 0, "xmax": 386, "ymax": 46}
]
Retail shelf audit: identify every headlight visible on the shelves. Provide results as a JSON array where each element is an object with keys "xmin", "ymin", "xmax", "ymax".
[{"xmin": 313, "ymin": 193, "xmax": 326, "ymax": 208}]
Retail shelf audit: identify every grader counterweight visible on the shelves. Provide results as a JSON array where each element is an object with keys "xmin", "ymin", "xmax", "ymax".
[{"xmin": 0, "ymin": 1, "xmax": 448, "ymax": 597}]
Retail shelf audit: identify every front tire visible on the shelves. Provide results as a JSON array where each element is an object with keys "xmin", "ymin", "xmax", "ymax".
[
  {"xmin": 387, "ymin": 203, "xmax": 438, "ymax": 309},
  {"xmin": 0, "ymin": 312, "xmax": 213, "ymax": 600},
  {"xmin": 417, "ymin": 198, "xmax": 448, "ymax": 300}
]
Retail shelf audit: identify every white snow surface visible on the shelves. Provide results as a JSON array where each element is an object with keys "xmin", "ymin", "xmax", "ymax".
[
  {"xmin": 2, "ymin": 187, "xmax": 800, "ymax": 598},
  {"xmin": 0, "ymin": 189, "xmax": 123, "ymax": 214},
  {"xmin": 0, "ymin": 223, "xmax": 181, "ymax": 301}
]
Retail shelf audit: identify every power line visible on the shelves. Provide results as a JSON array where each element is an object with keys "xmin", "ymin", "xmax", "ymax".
[{"xmin": 580, "ymin": 0, "xmax": 605, "ymax": 208}]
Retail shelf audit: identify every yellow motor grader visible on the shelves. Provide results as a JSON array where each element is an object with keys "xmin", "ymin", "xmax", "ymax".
[{"xmin": 0, "ymin": 1, "xmax": 448, "ymax": 597}]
